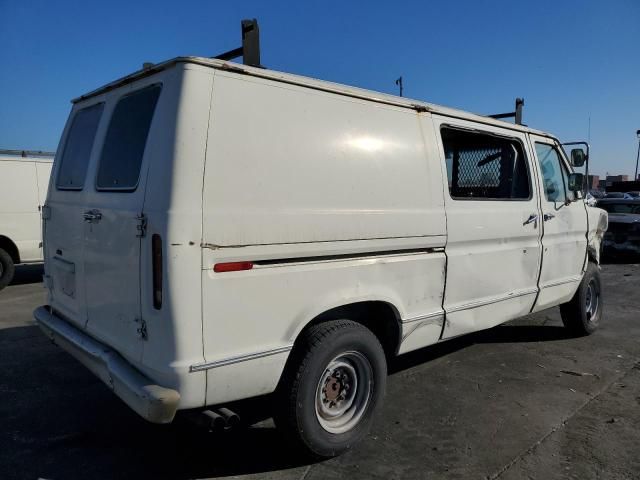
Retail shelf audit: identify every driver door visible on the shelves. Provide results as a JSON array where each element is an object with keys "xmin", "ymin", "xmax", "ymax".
[{"xmin": 529, "ymin": 136, "xmax": 588, "ymax": 311}]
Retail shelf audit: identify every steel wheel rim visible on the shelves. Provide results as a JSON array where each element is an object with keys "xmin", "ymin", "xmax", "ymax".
[
  {"xmin": 315, "ymin": 351, "xmax": 373, "ymax": 434},
  {"xmin": 585, "ymin": 279, "xmax": 599, "ymax": 322}
]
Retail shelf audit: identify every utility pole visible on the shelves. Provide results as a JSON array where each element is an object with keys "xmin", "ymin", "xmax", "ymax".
[{"xmin": 395, "ymin": 76, "xmax": 403, "ymax": 97}]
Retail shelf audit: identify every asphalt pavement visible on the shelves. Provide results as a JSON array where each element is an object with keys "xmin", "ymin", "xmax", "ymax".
[{"xmin": 1, "ymin": 262, "xmax": 639, "ymax": 480}]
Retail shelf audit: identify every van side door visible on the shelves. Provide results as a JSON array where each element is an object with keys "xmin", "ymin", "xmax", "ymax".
[
  {"xmin": 432, "ymin": 116, "xmax": 543, "ymax": 338},
  {"xmin": 528, "ymin": 135, "xmax": 588, "ymax": 311}
]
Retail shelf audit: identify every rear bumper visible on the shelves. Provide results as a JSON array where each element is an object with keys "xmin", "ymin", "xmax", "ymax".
[{"xmin": 34, "ymin": 306, "xmax": 180, "ymax": 424}]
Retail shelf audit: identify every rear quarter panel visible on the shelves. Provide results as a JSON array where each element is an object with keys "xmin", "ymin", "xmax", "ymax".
[
  {"xmin": 200, "ymin": 71, "xmax": 447, "ymax": 405},
  {"xmin": 137, "ymin": 64, "xmax": 213, "ymax": 408}
]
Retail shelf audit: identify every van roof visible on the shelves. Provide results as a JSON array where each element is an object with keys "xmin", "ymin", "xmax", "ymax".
[
  {"xmin": 0, "ymin": 155, "xmax": 53, "ymax": 163},
  {"xmin": 73, "ymin": 56, "xmax": 554, "ymax": 139}
]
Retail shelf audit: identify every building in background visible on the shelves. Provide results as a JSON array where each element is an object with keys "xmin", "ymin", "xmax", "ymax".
[
  {"xmin": 610, "ymin": 180, "xmax": 640, "ymax": 193},
  {"xmin": 604, "ymin": 175, "xmax": 630, "ymax": 189}
]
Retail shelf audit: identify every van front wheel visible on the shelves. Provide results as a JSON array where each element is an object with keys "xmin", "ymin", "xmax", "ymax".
[
  {"xmin": 0, "ymin": 248, "xmax": 16, "ymax": 291},
  {"xmin": 275, "ymin": 320, "xmax": 386, "ymax": 458},
  {"xmin": 560, "ymin": 262, "xmax": 602, "ymax": 336}
]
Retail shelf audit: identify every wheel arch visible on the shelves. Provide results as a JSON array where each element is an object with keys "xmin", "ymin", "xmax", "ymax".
[
  {"xmin": 0, "ymin": 236, "xmax": 20, "ymax": 264},
  {"xmin": 587, "ymin": 244, "xmax": 601, "ymax": 266},
  {"xmin": 291, "ymin": 300, "xmax": 402, "ymax": 359}
]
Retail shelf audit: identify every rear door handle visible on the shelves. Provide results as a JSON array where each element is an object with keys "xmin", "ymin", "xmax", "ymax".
[
  {"xmin": 543, "ymin": 213, "xmax": 555, "ymax": 222},
  {"xmin": 523, "ymin": 213, "xmax": 538, "ymax": 226},
  {"xmin": 83, "ymin": 209, "xmax": 102, "ymax": 222}
]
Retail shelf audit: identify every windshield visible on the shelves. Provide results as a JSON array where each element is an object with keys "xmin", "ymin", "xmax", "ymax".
[{"xmin": 599, "ymin": 203, "xmax": 640, "ymax": 214}]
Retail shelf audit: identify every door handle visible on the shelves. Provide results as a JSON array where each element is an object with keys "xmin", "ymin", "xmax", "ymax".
[
  {"xmin": 543, "ymin": 213, "xmax": 555, "ymax": 222},
  {"xmin": 83, "ymin": 209, "xmax": 102, "ymax": 222},
  {"xmin": 523, "ymin": 213, "xmax": 538, "ymax": 226}
]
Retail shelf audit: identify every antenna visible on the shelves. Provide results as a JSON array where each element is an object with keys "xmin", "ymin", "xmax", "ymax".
[
  {"xmin": 395, "ymin": 76, "xmax": 403, "ymax": 97},
  {"xmin": 214, "ymin": 19, "xmax": 262, "ymax": 68}
]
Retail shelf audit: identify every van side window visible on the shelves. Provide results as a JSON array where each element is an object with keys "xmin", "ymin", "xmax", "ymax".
[
  {"xmin": 96, "ymin": 85, "xmax": 161, "ymax": 191},
  {"xmin": 441, "ymin": 128, "xmax": 531, "ymax": 200},
  {"xmin": 535, "ymin": 143, "xmax": 571, "ymax": 203},
  {"xmin": 56, "ymin": 103, "xmax": 104, "ymax": 190}
]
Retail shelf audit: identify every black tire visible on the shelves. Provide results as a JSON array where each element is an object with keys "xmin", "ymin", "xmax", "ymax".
[
  {"xmin": 560, "ymin": 262, "xmax": 602, "ymax": 336},
  {"xmin": 274, "ymin": 319, "xmax": 387, "ymax": 458},
  {"xmin": 0, "ymin": 248, "xmax": 16, "ymax": 291}
]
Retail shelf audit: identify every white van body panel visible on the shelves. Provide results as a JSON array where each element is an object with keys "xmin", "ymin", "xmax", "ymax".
[
  {"xmin": 202, "ymin": 71, "xmax": 446, "ymax": 246},
  {"xmin": 35, "ymin": 162, "xmax": 52, "ymax": 208},
  {"xmin": 35, "ymin": 57, "xmax": 602, "ymax": 423},
  {"xmin": 0, "ymin": 156, "xmax": 52, "ymax": 263},
  {"xmin": 200, "ymin": 70, "xmax": 447, "ymax": 404},
  {"xmin": 201, "ymin": 251, "xmax": 446, "ymax": 404}
]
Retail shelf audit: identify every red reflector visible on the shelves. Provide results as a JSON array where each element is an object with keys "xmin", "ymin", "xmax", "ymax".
[
  {"xmin": 152, "ymin": 234, "xmax": 163, "ymax": 310},
  {"xmin": 213, "ymin": 261, "xmax": 254, "ymax": 273}
]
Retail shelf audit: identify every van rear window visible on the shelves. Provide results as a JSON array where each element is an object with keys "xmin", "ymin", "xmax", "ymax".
[
  {"xmin": 56, "ymin": 103, "xmax": 104, "ymax": 190},
  {"xmin": 96, "ymin": 85, "xmax": 161, "ymax": 191}
]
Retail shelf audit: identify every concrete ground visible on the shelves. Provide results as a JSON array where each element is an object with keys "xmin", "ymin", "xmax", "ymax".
[{"xmin": 1, "ymin": 263, "xmax": 639, "ymax": 480}]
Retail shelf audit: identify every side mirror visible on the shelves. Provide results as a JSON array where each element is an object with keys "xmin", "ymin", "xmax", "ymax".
[
  {"xmin": 571, "ymin": 148, "xmax": 586, "ymax": 167},
  {"xmin": 568, "ymin": 172, "xmax": 584, "ymax": 193}
]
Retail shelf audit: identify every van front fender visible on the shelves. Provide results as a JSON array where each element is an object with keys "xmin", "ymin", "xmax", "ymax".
[{"xmin": 587, "ymin": 207, "xmax": 608, "ymax": 264}]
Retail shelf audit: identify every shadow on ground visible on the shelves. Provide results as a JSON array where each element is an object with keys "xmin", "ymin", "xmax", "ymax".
[
  {"xmin": 601, "ymin": 253, "xmax": 640, "ymax": 265},
  {"xmin": 0, "ymin": 317, "xmax": 575, "ymax": 480},
  {"xmin": 0, "ymin": 326, "xmax": 315, "ymax": 480},
  {"xmin": 9, "ymin": 264, "xmax": 43, "ymax": 286},
  {"xmin": 388, "ymin": 323, "xmax": 570, "ymax": 375}
]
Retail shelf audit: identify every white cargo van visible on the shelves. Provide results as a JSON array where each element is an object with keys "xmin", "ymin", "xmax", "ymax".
[
  {"xmin": 35, "ymin": 57, "xmax": 608, "ymax": 457},
  {"xmin": 0, "ymin": 152, "xmax": 53, "ymax": 289}
]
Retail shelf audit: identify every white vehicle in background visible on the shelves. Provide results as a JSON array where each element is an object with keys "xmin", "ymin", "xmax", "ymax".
[
  {"xmin": 34, "ymin": 54, "xmax": 608, "ymax": 458},
  {"xmin": 0, "ymin": 150, "xmax": 53, "ymax": 290}
]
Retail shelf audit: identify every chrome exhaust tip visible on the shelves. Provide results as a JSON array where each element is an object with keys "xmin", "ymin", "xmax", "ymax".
[
  {"xmin": 216, "ymin": 407, "xmax": 241, "ymax": 428},
  {"xmin": 202, "ymin": 409, "xmax": 226, "ymax": 430}
]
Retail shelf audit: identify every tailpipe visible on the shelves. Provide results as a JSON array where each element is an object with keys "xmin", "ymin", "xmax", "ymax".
[
  {"xmin": 217, "ymin": 407, "xmax": 241, "ymax": 428},
  {"xmin": 202, "ymin": 410, "xmax": 226, "ymax": 430},
  {"xmin": 199, "ymin": 408, "xmax": 241, "ymax": 430}
]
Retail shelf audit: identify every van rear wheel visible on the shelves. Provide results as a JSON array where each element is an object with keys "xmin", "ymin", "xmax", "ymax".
[
  {"xmin": 560, "ymin": 262, "xmax": 602, "ymax": 336},
  {"xmin": 275, "ymin": 320, "xmax": 386, "ymax": 458},
  {"xmin": 0, "ymin": 248, "xmax": 15, "ymax": 291}
]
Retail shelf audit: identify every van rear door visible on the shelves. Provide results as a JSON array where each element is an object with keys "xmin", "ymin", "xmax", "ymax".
[
  {"xmin": 45, "ymin": 102, "xmax": 104, "ymax": 328},
  {"xmin": 82, "ymin": 84, "xmax": 162, "ymax": 362}
]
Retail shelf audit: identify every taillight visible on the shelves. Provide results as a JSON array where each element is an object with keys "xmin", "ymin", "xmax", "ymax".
[
  {"xmin": 213, "ymin": 261, "xmax": 254, "ymax": 273},
  {"xmin": 152, "ymin": 234, "xmax": 163, "ymax": 309}
]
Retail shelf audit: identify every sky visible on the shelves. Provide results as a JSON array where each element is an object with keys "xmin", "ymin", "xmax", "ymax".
[{"xmin": 1, "ymin": 0, "xmax": 639, "ymax": 178}]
